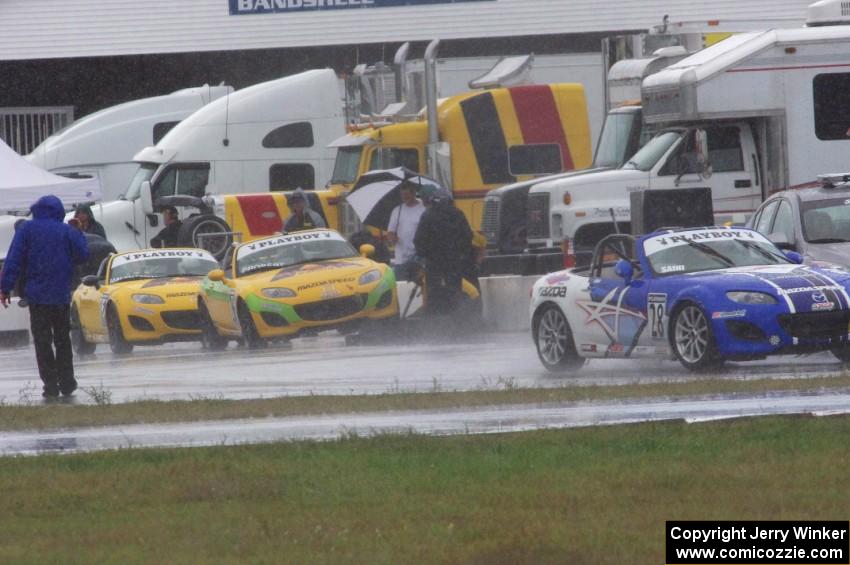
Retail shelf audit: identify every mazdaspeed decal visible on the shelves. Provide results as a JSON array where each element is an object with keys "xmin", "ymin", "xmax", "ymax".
[
  {"xmin": 142, "ymin": 276, "xmax": 201, "ymax": 288},
  {"xmin": 270, "ymin": 260, "xmax": 362, "ymax": 281}
]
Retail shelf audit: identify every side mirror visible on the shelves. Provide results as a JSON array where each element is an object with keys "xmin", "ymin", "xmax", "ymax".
[
  {"xmin": 615, "ymin": 259, "xmax": 634, "ymax": 285},
  {"xmin": 694, "ymin": 129, "xmax": 711, "ymax": 177},
  {"xmin": 768, "ymin": 232, "xmax": 796, "ymax": 251},
  {"xmin": 359, "ymin": 243, "xmax": 375, "ymax": 258},
  {"xmin": 140, "ymin": 181, "xmax": 154, "ymax": 215},
  {"xmin": 82, "ymin": 275, "xmax": 100, "ymax": 289},
  {"xmin": 207, "ymin": 269, "xmax": 226, "ymax": 282},
  {"xmin": 784, "ymin": 250, "xmax": 804, "ymax": 265}
]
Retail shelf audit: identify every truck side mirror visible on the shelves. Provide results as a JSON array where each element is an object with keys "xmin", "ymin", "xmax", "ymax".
[
  {"xmin": 140, "ymin": 181, "xmax": 154, "ymax": 215},
  {"xmin": 694, "ymin": 129, "xmax": 711, "ymax": 178},
  {"xmin": 615, "ymin": 259, "xmax": 634, "ymax": 285}
]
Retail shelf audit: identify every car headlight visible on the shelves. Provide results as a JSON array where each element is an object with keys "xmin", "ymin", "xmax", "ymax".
[
  {"xmin": 726, "ymin": 291, "xmax": 777, "ymax": 305},
  {"xmin": 358, "ymin": 269, "xmax": 381, "ymax": 285},
  {"xmin": 131, "ymin": 294, "xmax": 165, "ymax": 304},
  {"xmin": 261, "ymin": 287, "xmax": 296, "ymax": 299}
]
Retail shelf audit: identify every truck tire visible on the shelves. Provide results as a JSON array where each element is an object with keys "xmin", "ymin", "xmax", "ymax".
[{"xmin": 177, "ymin": 215, "xmax": 232, "ymax": 260}]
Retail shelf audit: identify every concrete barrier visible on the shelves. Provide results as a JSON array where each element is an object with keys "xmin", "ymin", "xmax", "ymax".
[
  {"xmin": 395, "ymin": 274, "xmax": 541, "ymax": 332},
  {"xmin": 479, "ymin": 275, "xmax": 539, "ymax": 331}
]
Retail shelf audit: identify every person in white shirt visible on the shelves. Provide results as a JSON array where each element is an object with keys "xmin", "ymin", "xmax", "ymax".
[{"xmin": 386, "ymin": 181, "xmax": 426, "ymax": 281}]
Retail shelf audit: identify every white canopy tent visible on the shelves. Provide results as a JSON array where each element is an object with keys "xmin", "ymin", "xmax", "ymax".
[{"xmin": 0, "ymin": 137, "xmax": 101, "ymax": 211}]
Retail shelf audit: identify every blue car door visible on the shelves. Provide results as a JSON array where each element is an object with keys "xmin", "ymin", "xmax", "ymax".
[{"xmin": 584, "ymin": 237, "xmax": 651, "ymax": 356}]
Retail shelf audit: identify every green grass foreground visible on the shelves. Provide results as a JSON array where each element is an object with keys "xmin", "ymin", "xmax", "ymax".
[
  {"xmin": 1, "ymin": 415, "xmax": 849, "ymax": 564},
  {"xmin": 2, "ymin": 372, "xmax": 850, "ymax": 431}
]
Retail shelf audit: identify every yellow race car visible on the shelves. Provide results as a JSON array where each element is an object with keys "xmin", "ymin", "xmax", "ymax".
[
  {"xmin": 71, "ymin": 248, "xmax": 221, "ymax": 354},
  {"xmin": 199, "ymin": 229, "xmax": 398, "ymax": 348}
]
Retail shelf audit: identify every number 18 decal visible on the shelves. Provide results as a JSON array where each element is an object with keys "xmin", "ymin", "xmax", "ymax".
[{"xmin": 648, "ymin": 293, "xmax": 667, "ymax": 340}]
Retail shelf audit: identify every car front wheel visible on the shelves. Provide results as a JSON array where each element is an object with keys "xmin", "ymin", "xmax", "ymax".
[
  {"xmin": 70, "ymin": 305, "xmax": 96, "ymax": 355},
  {"xmin": 534, "ymin": 304, "xmax": 584, "ymax": 372},
  {"xmin": 237, "ymin": 301, "xmax": 266, "ymax": 350},
  {"xmin": 199, "ymin": 301, "xmax": 228, "ymax": 351},
  {"xmin": 671, "ymin": 303, "xmax": 723, "ymax": 372},
  {"xmin": 107, "ymin": 304, "xmax": 133, "ymax": 355}
]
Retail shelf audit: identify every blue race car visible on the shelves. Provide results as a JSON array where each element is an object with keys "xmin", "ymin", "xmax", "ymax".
[{"xmin": 530, "ymin": 226, "xmax": 850, "ymax": 372}]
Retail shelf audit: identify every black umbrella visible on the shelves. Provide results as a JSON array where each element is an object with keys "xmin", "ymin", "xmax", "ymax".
[{"xmin": 345, "ymin": 167, "xmax": 443, "ymax": 230}]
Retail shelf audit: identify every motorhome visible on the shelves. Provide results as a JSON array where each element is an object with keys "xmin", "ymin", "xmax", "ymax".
[
  {"xmin": 527, "ymin": 0, "xmax": 850, "ymax": 262},
  {"xmin": 26, "ymin": 85, "xmax": 233, "ymax": 202}
]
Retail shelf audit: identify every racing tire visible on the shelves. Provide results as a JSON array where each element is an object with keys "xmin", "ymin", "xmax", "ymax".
[
  {"xmin": 237, "ymin": 301, "xmax": 266, "ymax": 350},
  {"xmin": 106, "ymin": 304, "xmax": 133, "ymax": 355},
  {"xmin": 533, "ymin": 304, "xmax": 584, "ymax": 373},
  {"xmin": 829, "ymin": 344, "xmax": 850, "ymax": 363},
  {"xmin": 670, "ymin": 303, "xmax": 724, "ymax": 372},
  {"xmin": 176, "ymin": 214, "xmax": 232, "ymax": 261},
  {"xmin": 198, "ymin": 301, "xmax": 228, "ymax": 351},
  {"xmin": 70, "ymin": 306, "xmax": 96, "ymax": 355}
]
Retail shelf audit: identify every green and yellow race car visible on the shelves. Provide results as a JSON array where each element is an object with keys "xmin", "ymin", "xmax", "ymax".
[
  {"xmin": 199, "ymin": 229, "xmax": 398, "ymax": 348},
  {"xmin": 71, "ymin": 248, "xmax": 220, "ymax": 354}
]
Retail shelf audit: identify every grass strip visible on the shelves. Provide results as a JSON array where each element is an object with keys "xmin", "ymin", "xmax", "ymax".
[
  {"xmin": 0, "ymin": 415, "xmax": 848, "ymax": 564},
  {"xmin": 1, "ymin": 372, "xmax": 850, "ymax": 431}
]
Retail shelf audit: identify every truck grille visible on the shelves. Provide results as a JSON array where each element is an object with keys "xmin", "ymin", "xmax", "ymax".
[
  {"xmin": 161, "ymin": 310, "xmax": 202, "ymax": 330},
  {"xmin": 481, "ymin": 197, "xmax": 500, "ymax": 246},
  {"xmin": 526, "ymin": 193, "xmax": 550, "ymax": 239},
  {"xmin": 778, "ymin": 311, "xmax": 850, "ymax": 340},
  {"xmin": 295, "ymin": 295, "xmax": 365, "ymax": 322}
]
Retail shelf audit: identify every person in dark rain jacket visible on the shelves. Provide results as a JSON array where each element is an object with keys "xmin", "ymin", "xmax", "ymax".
[
  {"xmin": 0, "ymin": 195, "xmax": 89, "ymax": 398},
  {"xmin": 413, "ymin": 186, "xmax": 472, "ymax": 315},
  {"xmin": 150, "ymin": 206, "xmax": 183, "ymax": 248},
  {"xmin": 284, "ymin": 188, "xmax": 326, "ymax": 232},
  {"xmin": 73, "ymin": 204, "xmax": 107, "ymax": 239}
]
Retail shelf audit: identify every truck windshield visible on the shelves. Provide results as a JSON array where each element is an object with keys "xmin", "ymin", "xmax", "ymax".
[
  {"xmin": 594, "ymin": 111, "xmax": 640, "ymax": 169},
  {"xmin": 331, "ymin": 147, "xmax": 362, "ymax": 184},
  {"xmin": 122, "ymin": 163, "xmax": 158, "ymax": 200},
  {"xmin": 622, "ymin": 131, "xmax": 682, "ymax": 172}
]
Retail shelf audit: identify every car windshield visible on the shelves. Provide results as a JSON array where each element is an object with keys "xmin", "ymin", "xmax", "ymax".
[
  {"xmin": 622, "ymin": 131, "xmax": 682, "ymax": 172},
  {"xmin": 801, "ymin": 197, "xmax": 850, "ymax": 243},
  {"xmin": 122, "ymin": 163, "xmax": 158, "ymax": 200},
  {"xmin": 330, "ymin": 147, "xmax": 363, "ymax": 184},
  {"xmin": 643, "ymin": 229, "xmax": 790, "ymax": 276},
  {"xmin": 109, "ymin": 251, "xmax": 219, "ymax": 284},
  {"xmin": 236, "ymin": 231, "xmax": 357, "ymax": 276}
]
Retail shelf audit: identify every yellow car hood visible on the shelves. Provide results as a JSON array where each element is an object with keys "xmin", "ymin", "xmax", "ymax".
[
  {"xmin": 238, "ymin": 257, "xmax": 384, "ymax": 300},
  {"xmin": 111, "ymin": 276, "xmax": 204, "ymax": 298}
]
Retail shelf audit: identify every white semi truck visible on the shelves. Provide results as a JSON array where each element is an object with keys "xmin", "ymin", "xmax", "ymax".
[
  {"xmin": 25, "ymin": 85, "xmax": 233, "ymax": 202},
  {"xmin": 526, "ymin": 1, "xmax": 844, "ymax": 261}
]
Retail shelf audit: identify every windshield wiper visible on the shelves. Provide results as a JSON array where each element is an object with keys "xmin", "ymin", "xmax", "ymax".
[
  {"xmin": 734, "ymin": 239, "xmax": 786, "ymax": 263},
  {"xmin": 808, "ymin": 238, "xmax": 850, "ymax": 244},
  {"xmin": 684, "ymin": 240, "xmax": 735, "ymax": 268}
]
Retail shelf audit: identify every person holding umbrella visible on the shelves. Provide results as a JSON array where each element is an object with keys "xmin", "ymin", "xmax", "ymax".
[{"xmin": 386, "ymin": 180, "xmax": 426, "ymax": 281}]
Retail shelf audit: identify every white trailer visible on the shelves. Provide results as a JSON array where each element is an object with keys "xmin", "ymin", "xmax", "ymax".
[
  {"xmin": 528, "ymin": 0, "xmax": 850, "ymax": 259},
  {"xmin": 26, "ymin": 85, "xmax": 233, "ymax": 202}
]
